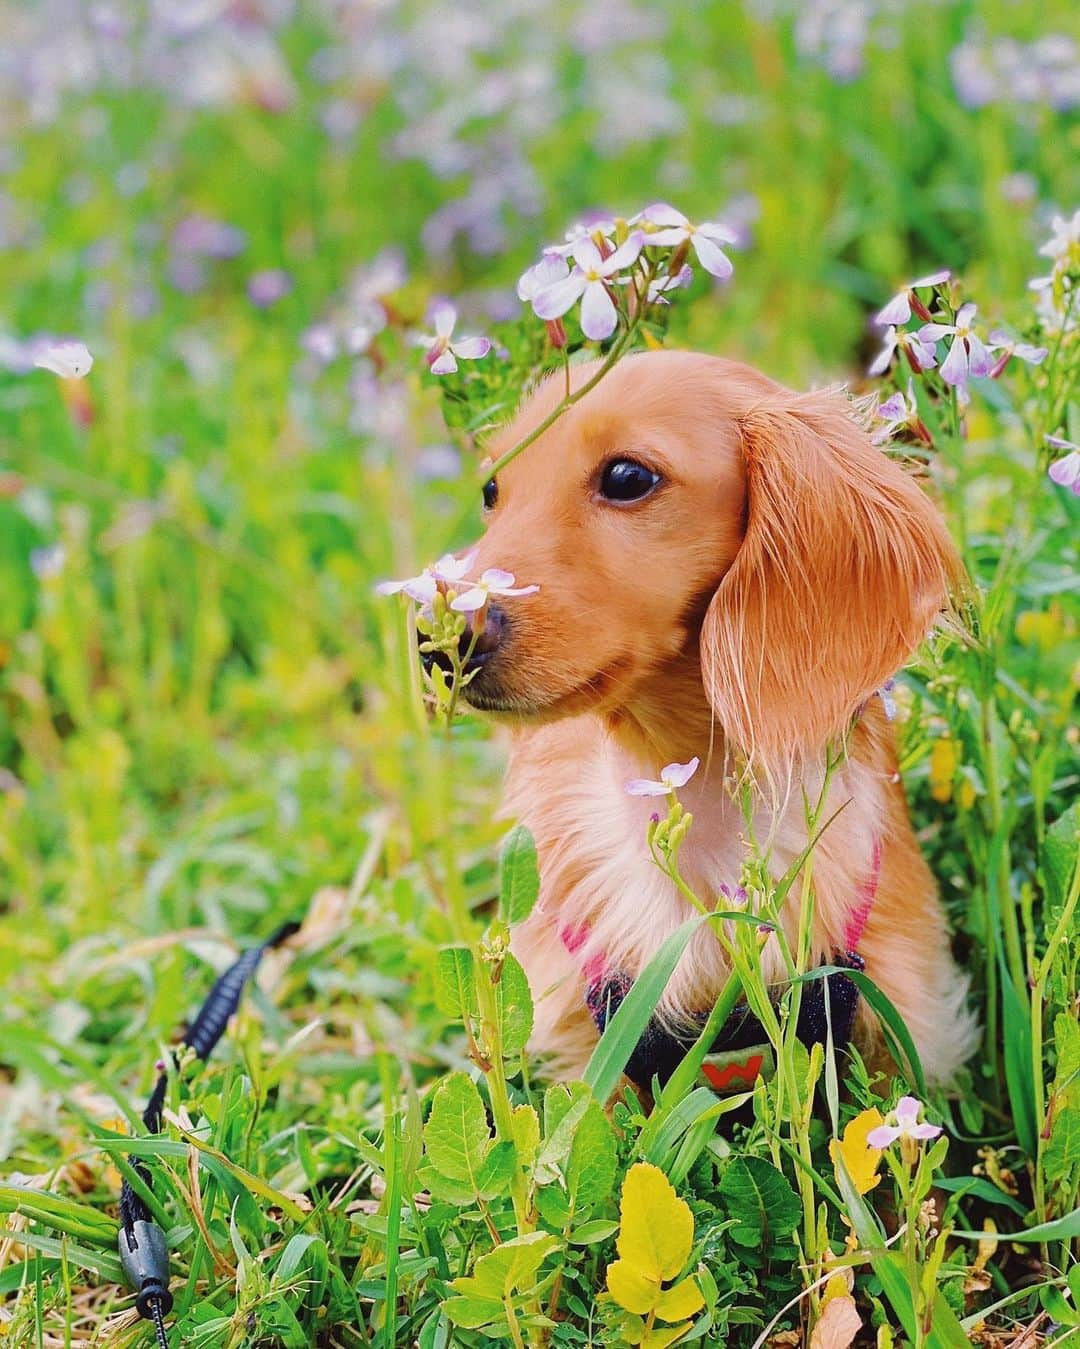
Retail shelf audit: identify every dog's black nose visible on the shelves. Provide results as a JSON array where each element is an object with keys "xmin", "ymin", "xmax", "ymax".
[
  {"xmin": 418, "ymin": 603, "xmax": 507, "ymax": 676},
  {"xmin": 460, "ymin": 602, "xmax": 507, "ymax": 671}
]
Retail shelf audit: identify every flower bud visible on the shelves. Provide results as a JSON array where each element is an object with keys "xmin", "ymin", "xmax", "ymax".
[
  {"xmin": 669, "ymin": 240, "xmax": 691, "ymax": 276},
  {"xmin": 545, "ymin": 317, "xmax": 567, "ymax": 349},
  {"xmin": 910, "ymin": 293, "xmax": 934, "ymax": 323}
]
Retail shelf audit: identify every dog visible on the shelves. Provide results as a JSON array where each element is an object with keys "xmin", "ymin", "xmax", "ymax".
[{"xmin": 456, "ymin": 349, "xmax": 977, "ymax": 1087}]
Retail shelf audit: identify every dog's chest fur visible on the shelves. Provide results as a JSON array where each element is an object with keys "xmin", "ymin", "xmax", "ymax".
[{"xmin": 503, "ymin": 715, "xmax": 885, "ymax": 1076}]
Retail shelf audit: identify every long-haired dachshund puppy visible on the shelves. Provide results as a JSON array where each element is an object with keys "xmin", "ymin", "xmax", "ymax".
[{"xmin": 457, "ymin": 349, "xmax": 977, "ymax": 1088}]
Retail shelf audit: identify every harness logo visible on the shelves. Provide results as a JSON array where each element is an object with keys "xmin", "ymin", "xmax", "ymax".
[{"xmin": 701, "ymin": 1043, "xmax": 775, "ymax": 1092}]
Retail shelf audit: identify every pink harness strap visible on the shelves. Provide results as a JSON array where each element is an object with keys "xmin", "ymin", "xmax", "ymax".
[{"xmin": 843, "ymin": 836, "xmax": 883, "ymax": 953}]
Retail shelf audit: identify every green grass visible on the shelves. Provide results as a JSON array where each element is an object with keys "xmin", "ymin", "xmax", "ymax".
[{"xmin": 0, "ymin": 1, "xmax": 1078, "ymax": 1345}]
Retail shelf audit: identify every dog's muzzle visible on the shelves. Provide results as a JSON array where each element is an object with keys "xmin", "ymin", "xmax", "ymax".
[{"xmin": 419, "ymin": 601, "xmax": 508, "ymax": 678}]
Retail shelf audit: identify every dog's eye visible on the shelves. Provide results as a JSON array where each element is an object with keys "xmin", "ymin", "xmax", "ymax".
[
  {"xmin": 599, "ymin": 458, "xmax": 661, "ymax": 503},
  {"xmin": 482, "ymin": 477, "xmax": 498, "ymax": 510}
]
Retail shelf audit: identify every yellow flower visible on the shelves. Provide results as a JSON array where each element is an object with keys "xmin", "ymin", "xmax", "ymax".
[
  {"xmin": 829, "ymin": 1108, "xmax": 885, "ymax": 1195},
  {"xmin": 929, "ymin": 737, "xmax": 958, "ymax": 803}
]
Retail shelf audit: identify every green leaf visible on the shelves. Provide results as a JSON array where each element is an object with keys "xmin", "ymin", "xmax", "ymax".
[
  {"xmin": 584, "ymin": 916, "xmax": 703, "ymax": 1101},
  {"xmin": 499, "ymin": 825, "xmax": 540, "ymax": 926},
  {"xmin": 1042, "ymin": 801, "xmax": 1079, "ymax": 925},
  {"xmin": 567, "ymin": 1094, "xmax": 617, "ymax": 1212},
  {"xmin": 423, "ymin": 1072, "xmax": 492, "ymax": 1187},
  {"xmin": 495, "ymin": 952, "xmax": 533, "ymax": 1056},
  {"xmin": 433, "ymin": 946, "xmax": 477, "ymax": 1021},
  {"xmin": 452, "ymin": 1231, "xmax": 560, "ymax": 1301},
  {"xmin": 0, "ymin": 1187, "xmax": 118, "ymax": 1246},
  {"xmin": 441, "ymin": 1295, "xmax": 506, "ymax": 1331},
  {"xmin": 951, "ymin": 1208, "xmax": 1080, "ymax": 1243},
  {"xmin": 999, "ymin": 953, "xmax": 1037, "ymax": 1157},
  {"xmin": 718, "ymin": 1157, "xmax": 800, "ymax": 1250},
  {"xmin": 568, "ymin": 1218, "xmax": 619, "ymax": 1245},
  {"xmin": 0, "ymin": 1226, "xmax": 124, "ymax": 1283},
  {"xmin": 1044, "ymin": 1013, "xmax": 1080, "ymax": 1185}
]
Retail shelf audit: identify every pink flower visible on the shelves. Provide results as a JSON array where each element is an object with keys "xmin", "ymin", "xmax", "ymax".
[
  {"xmin": 531, "ymin": 232, "xmax": 645, "ymax": 340},
  {"xmin": 985, "ymin": 331, "xmax": 1047, "ymax": 379},
  {"xmin": 635, "ymin": 203, "xmax": 736, "ymax": 279},
  {"xmin": 866, "ymin": 1096, "xmax": 942, "ymax": 1148},
  {"xmin": 449, "ymin": 567, "xmax": 540, "ymax": 613},
  {"xmin": 868, "ymin": 325, "xmax": 938, "ymax": 377},
  {"xmin": 417, "ymin": 302, "xmax": 491, "ymax": 375},
  {"xmin": 625, "ymin": 756, "xmax": 700, "ymax": 797},
  {"xmin": 1047, "ymin": 436, "xmax": 1080, "ymax": 495},
  {"xmin": 874, "ymin": 270, "xmax": 951, "ymax": 326},
  {"xmin": 918, "ymin": 303, "xmax": 993, "ymax": 386}
]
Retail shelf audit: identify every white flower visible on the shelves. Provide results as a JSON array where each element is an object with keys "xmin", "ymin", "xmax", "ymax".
[
  {"xmin": 450, "ymin": 568, "xmax": 539, "ymax": 613},
  {"xmin": 375, "ymin": 551, "xmax": 477, "ymax": 604},
  {"xmin": 918, "ymin": 303, "xmax": 993, "ymax": 386},
  {"xmin": 1047, "ymin": 436, "xmax": 1080, "ymax": 496},
  {"xmin": 1038, "ymin": 210, "xmax": 1080, "ymax": 263},
  {"xmin": 647, "ymin": 264, "xmax": 693, "ymax": 304},
  {"xmin": 634, "ymin": 202, "xmax": 735, "ymax": 279},
  {"xmin": 871, "ymin": 381, "xmax": 930, "ymax": 446},
  {"xmin": 625, "ymin": 756, "xmax": 700, "ymax": 797},
  {"xmin": 517, "ymin": 253, "xmax": 571, "ymax": 302},
  {"xmin": 874, "ymin": 270, "xmax": 951, "ymax": 326},
  {"xmin": 531, "ymin": 232, "xmax": 645, "ymax": 341},
  {"xmin": 34, "ymin": 340, "xmax": 93, "ymax": 380},
  {"xmin": 544, "ymin": 217, "xmax": 618, "ymax": 259},
  {"xmin": 866, "ymin": 1096, "xmax": 942, "ymax": 1148},
  {"xmin": 417, "ymin": 302, "xmax": 491, "ymax": 375},
  {"xmin": 985, "ymin": 331, "xmax": 1047, "ymax": 378},
  {"xmin": 868, "ymin": 325, "xmax": 938, "ymax": 376}
]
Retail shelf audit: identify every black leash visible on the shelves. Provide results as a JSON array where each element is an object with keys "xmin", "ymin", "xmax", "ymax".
[{"xmin": 117, "ymin": 921, "xmax": 300, "ymax": 1348}]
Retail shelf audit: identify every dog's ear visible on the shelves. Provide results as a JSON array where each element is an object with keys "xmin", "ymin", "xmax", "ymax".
[{"xmin": 701, "ymin": 388, "xmax": 961, "ymax": 764}]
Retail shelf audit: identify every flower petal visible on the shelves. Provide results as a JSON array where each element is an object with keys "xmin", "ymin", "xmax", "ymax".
[
  {"xmin": 939, "ymin": 337, "xmax": 969, "ymax": 386},
  {"xmin": 874, "ymin": 293, "xmax": 911, "ymax": 326},
  {"xmin": 34, "ymin": 340, "xmax": 94, "ymax": 379},
  {"xmin": 429, "ymin": 348, "xmax": 458, "ymax": 375},
  {"xmin": 640, "ymin": 202, "xmax": 689, "ymax": 229},
  {"xmin": 603, "ymin": 230, "xmax": 645, "ymax": 273},
  {"xmin": 876, "ymin": 393, "xmax": 907, "ymax": 422},
  {"xmin": 965, "ymin": 333, "xmax": 994, "ymax": 378},
  {"xmin": 910, "ymin": 268, "xmax": 950, "ymax": 288},
  {"xmin": 430, "ymin": 301, "xmax": 456, "ymax": 339},
  {"xmin": 955, "ymin": 302, "xmax": 978, "ymax": 328},
  {"xmin": 625, "ymin": 778, "xmax": 671, "ymax": 797},
  {"xmin": 531, "ymin": 271, "xmax": 586, "ymax": 321},
  {"xmin": 451, "ymin": 336, "xmax": 491, "ymax": 360},
  {"xmin": 449, "ymin": 586, "xmax": 488, "ymax": 612},
  {"xmin": 868, "ymin": 331, "xmax": 897, "ymax": 376},
  {"xmin": 865, "ymin": 1125, "xmax": 900, "ymax": 1148},
  {"xmin": 571, "ymin": 237, "xmax": 604, "ymax": 273},
  {"xmin": 1048, "ymin": 450, "xmax": 1080, "ymax": 488},
  {"xmin": 916, "ymin": 323, "xmax": 953, "ymax": 342},
  {"xmin": 660, "ymin": 757, "xmax": 700, "ymax": 788},
  {"xmin": 579, "ymin": 280, "xmax": 618, "ymax": 340},
  {"xmin": 909, "ymin": 1123, "xmax": 943, "ymax": 1140},
  {"xmin": 691, "ymin": 232, "xmax": 733, "ymax": 279}
]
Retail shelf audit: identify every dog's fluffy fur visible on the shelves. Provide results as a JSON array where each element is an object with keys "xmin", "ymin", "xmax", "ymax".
[{"xmin": 463, "ymin": 350, "xmax": 978, "ymax": 1083}]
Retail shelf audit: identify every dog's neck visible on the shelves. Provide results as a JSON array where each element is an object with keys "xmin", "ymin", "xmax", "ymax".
[{"xmin": 601, "ymin": 651, "xmax": 720, "ymax": 771}]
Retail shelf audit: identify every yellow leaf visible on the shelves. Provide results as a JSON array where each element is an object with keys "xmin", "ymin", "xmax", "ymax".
[
  {"xmin": 654, "ymin": 1275, "xmax": 704, "ymax": 1322},
  {"xmin": 821, "ymin": 1272, "xmax": 851, "ymax": 1304},
  {"xmin": 615, "ymin": 1163, "xmax": 694, "ymax": 1283},
  {"xmin": 607, "ymin": 1259, "xmax": 659, "ymax": 1315},
  {"xmin": 641, "ymin": 1323, "xmax": 692, "ymax": 1349},
  {"xmin": 929, "ymin": 737, "xmax": 958, "ymax": 803},
  {"xmin": 975, "ymin": 1218, "xmax": 997, "ymax": 1273},
  {"xmin": 810, "ymin": 1293, "xmax": 861, "ymax": 1349},
  {"xmin": 829, "ymin": 1108, "xmax": 885, "ymax": 1195}
]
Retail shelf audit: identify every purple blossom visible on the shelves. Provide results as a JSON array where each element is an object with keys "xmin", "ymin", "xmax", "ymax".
[
  {"xmin": 1047, "ymin": 437, "xmax": 1080, "ymax": 495},
  {"xmin": 868, "ymin": 325, "xmax": 938, "ymax": 377},
  {"xmin": 634, "ymin": 202, "xmax": 735, "ymax": 279},
  {"xmin": 449, "ymin": 567, "xmax": 540, "ymax": 613},
  {"xmin": 625, "ymin": 756, "xmax": 700, "ymax": 797},
  {"xmin": 874, "ymin": 270, "xmax": 951, "ymax": 326},
  {"xmin": 416, "ymin": 302, "xmax": 492, "ymax": 375},
  {"xmin": 172, "ymin": 215, "xmax": 246, "ymax": 259},
  {"xmin": 918, "ymin": 303, "xmax": 993, "ymax": 386},
  {"xmin": 866, "ymin": 1096, "xmax": 943, "ymax": 1148},
  {"xmin": 247, "ymin": 269, "xmax": 292, "ymax": 308},
  {"xmin": 530, "ymin": 232, "xmax": 644, "ymax": 341},
  {"xmin": 985, "ymin": 331, "xmax": 1047, "ymax": 378}
]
